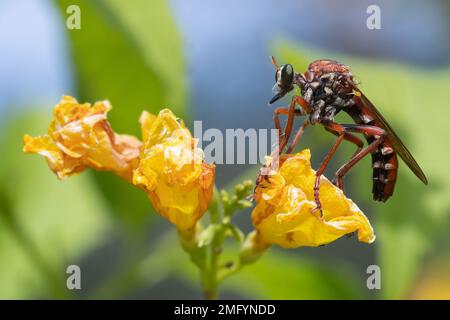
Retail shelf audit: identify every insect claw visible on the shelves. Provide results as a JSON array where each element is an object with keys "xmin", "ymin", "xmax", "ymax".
[
  {"xmin": 332, "ymin": 177, "xmax": 340, "ymax": 188},
  {"xmin": 251, "ymin": 168, "xmax": 273, "ymax": 201},
  {"xmin": 311, "ymin": 205, "xmax": 323, "ymax": 217},
  {"xmin": 331, "ymin": 175, "xmax": 345, "ymax": 192}
]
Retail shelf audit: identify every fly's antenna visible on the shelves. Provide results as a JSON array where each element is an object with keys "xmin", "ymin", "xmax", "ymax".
[{"xmin": 270, "ymin": 56, "xmax": 279, "ymax": 69}]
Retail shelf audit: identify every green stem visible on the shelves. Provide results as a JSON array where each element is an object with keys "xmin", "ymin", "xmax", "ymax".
[
  {"xmin": 202, "ymin": 239, "xmax": 220, "ymax": 299},
  {"xmin": 202, "ymin": 187, "xmax": 222, "ymax": 299},
  {"xmin": 179, "ymin": 183, "xmax": 264, "ymax": 300}
]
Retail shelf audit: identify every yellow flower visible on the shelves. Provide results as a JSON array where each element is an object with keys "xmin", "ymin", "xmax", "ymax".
[
  {"xmin": 23, "ymin": 96, "xmax": 141, "ymax": 182},
  {"xmin": 252, "ymin": 149, "xmax": 375, "ymax": 248},
  {"xmin": 133, "ymin": 109, "xmax": 215, "ymax": 230}
]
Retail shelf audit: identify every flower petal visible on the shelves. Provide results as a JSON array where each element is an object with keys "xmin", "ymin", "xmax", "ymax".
[
  {"xmin": 133, "ymin": 109, "xmax": 215, "ymax": 230},
  {"xmin": 252, "ymin": 149, "xmax": 375, "ymax": 248},
  {"xmin": 23, "ymin": 96, "xmax": 141, "ymax": 181}
]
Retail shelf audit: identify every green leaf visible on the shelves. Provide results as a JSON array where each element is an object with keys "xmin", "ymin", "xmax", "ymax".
[
  {"xmin": 276, "ymin": 40, "xmax": 450, "ymax": 299},
  {"xmin": 223, "ymin": 249, "xmax": 363, "ymax": 299},
  {"xmin": 56, "ymin": 0, "xmax": 186, "ymax": 134},
  {"xmin": 171, "ymin": 245, "xmax": 362, "ymax": 299},
  {"xmin": 0, "ymin": 112, "xmax": 111, "ymax": 298},
  {"xmin": 54, "ymin": 0, "xmax": 187, "ymax": 229},
  {"xmin": 95, "ymin": 0, "xmax": 187, "ymax": 116}
]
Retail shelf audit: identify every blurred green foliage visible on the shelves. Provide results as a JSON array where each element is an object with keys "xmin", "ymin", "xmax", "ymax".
[
  {"xmin": 103, "ymin": 231, "xmax": 364, "ymax": 299},
  {"xmin": 0, "ymin": 0, "xmax": 186, "ymax": 298},
  {"xmin": 0, "ymin": 0, "xmax": 449, "ymax": 300},
  {"xmin": 217, "ymin": 249, "xmax": 362, "ymax": 299},
  {"xmin": 0, "ymin": 114, "xmax": 111, "ymax": 298}
]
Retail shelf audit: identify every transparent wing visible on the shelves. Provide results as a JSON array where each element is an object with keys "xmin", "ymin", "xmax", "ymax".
[{"xmin": 350, "ymin": 83, "xmax": 428, "ymax": 185}]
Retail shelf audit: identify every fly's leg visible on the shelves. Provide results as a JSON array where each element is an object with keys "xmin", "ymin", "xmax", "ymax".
[
  {"xmin": 251, "ymin": 97, "xmax": 311, "ymax": 200},
  {"xmin": 286, "ymin": 118, "xmax": 310, "ymax": 154},
  {"xmin": 333, "ymin": 125, "xmax": 386, "ymax": 192},
  {"xmin": 324, "ymin": 127, "xmax": 364, "ymax": 159},
  {"xmin": 273, "ymin": 106, "xmax": 302, "ymax": 156},
  {"xmin": 269, "ymin": 104, "xmax": 303, "ymax": 182},
  {"xmin": 324, "ymin": 127, "xmax": 364, "ymax": 191},
  {"xmin": 313, "ymin": 123, "xmax": 385, "ymax": 215},
  {"xmin": 254, "ymin": 107, "xmax": 301, "ymax": 194},
  {"xmin": 333, "ymin": 132, "xmax": 364, "ymax": 191},
  {"xmin": 273, "ymin": 95, "xmax": 312, "ymax": 156},
  {"xmin": 269, "ymin": 97, "xmax": 309, "ymax": 178},
  {"xmin": 313, "ymin": 130, "xmax": 345, "ymax": 215}
]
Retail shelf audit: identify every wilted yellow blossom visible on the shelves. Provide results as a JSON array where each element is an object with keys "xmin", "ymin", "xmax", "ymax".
[
  {"xmin": 133, "ymin": 109, "xmax": 215, "ymax": 230},
  {"xmin": 23, "ymin": 96, "xmax": 141, "ymax": 182},
  {"xmin": 252, "ymin": 149, "xmax": 375, "ymax": 248}
]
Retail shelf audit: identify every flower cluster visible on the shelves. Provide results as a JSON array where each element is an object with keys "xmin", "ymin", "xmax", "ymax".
[
  {"xmin": 23, "ymin": 96, "xmax": 214, "ymax": 230},
  {"xmin": 24, "ymin": 96, "xmax": 375, "ymax": 243},
  {"xmin": 24, "ymin": 96, "xmax": 375, "ymax": 294}
]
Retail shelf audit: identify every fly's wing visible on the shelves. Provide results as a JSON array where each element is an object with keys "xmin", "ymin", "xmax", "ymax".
[{"xmin": 350, "ymin": 83, "xmax": 428, "ymax": 185}]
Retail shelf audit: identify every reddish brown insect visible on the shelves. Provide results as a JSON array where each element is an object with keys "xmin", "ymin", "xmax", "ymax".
[{"xmin": 267, "ymin": 56, "xmax": 428, "ymax": 212}]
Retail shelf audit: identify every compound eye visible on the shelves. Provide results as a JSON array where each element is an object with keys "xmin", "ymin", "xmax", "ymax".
[{"xmin": 280, "ymin": 64, "xmax": 294, "ymax": 88}]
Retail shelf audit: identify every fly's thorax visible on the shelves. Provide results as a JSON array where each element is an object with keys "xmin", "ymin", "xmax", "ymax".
[{"xmin": 301, "ymin": 71, "xmax": 355, "ymax": 124}]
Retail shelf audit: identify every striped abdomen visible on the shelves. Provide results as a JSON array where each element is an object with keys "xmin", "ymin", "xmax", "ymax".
[
  {"xmin": 346, "ymin": 106, "xmax": 398, "ymax": 202},
  {"xmin": 366, "ymin": 136, "xmax": 398, "ymax": 201}
]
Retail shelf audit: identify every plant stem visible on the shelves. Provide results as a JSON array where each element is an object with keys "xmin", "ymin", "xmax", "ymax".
[
  {"xmin": 202, "ymin": 188, "xmax": 222, "ymax": 299},
  {"xmin": 181, "ymin": 184, "xmax": 263, "ymax": 300},
  {"xmin": 203, "ymin": 241, "xmax": 220, "ymax": 299}
]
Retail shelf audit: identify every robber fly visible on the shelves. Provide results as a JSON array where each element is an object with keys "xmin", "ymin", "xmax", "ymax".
[{"xmin": 266, "ymin": 56, "xmax": 427, "ymax": 211}]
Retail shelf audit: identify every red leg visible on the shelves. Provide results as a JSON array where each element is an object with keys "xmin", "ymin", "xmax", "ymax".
[
  {"xmin": 286, "ymin": 118, "xmax": 310, "ymax": 154},
  {"xmin": 273, "ymin": 95, "xmax": 312, "ymax": 155},
  {"xmin": 314, "ymin": 132, "xmax": 345, "ymax": 215},
  {"xmin": 324, "ymin": 127, "xmax": 364, "ymax": 190},
  {"xmin": 333, "ymin": 133, "xmax": 364, "ymax": 191},
  {"xmin": 346, "ymin": 134, "xmax": 364, "ymax": 158},
  {"xmin": 314, "ymin": 123, "xmax": 385, "ymax": 214},
  {"xmin": 252, "ymin": 106, "xmax": 301, "ymax": 197},
  {"xmin": 333, "ymin": 125, "xmax": 386, "ymax": 191},
  {"xmin": 251, "ymin": 96, "xmax": 312, "ymax": 201},
  {"xmin": 273, "ymin": 107, "xmax": 291, "ymax": 152},
  {"xmin": 325, "ymin": 127, "xmax": 364, "ymax": 159},
  {"xmin": 272, "ymin": 108, "xmax": 304, "ymax": 160}
]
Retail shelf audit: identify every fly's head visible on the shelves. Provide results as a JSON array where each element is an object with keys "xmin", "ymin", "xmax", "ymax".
[{"xmin": 269, "ymin": 56, "xmax": 306, "ymax": 104}]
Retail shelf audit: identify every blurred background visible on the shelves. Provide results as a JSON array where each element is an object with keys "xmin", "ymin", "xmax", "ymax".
[{"xmin": 0, "ymin": 0, "xmax": 449, "ymax": 299}]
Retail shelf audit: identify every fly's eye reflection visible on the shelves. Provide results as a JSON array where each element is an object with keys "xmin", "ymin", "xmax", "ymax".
[{"xmin": 278, "ymin": 64, "xmax": 294, "ymax": 88}]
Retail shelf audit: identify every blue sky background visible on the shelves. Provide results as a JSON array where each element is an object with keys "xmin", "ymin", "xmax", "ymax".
[
  {"xmin": 1, "ymin": 0, "xmax": 448, "ymax": 129},
  {"xmin": 0, "ymin": 0, "xmax": 72, "ymax": 114}
]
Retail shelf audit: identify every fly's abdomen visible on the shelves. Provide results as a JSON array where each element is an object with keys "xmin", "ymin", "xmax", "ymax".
[
  {"xmin": 346, "ymin": 106, "xmax": 398, "ymax": 202},
  {"xmin": 369, "ymin": 138, "xmax": 398, "ymax": 202}
]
